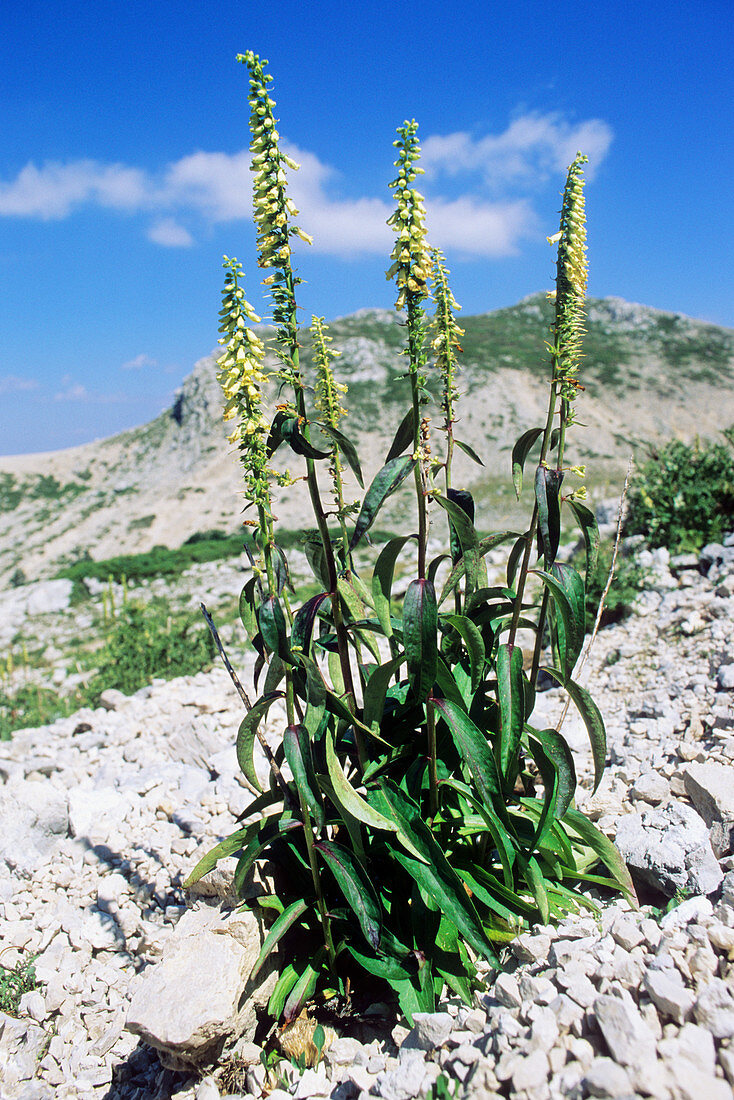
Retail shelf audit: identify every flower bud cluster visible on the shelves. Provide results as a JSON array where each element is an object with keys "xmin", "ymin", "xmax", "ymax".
[
  {"xmin": 238, "ymin": 51, "xmax": 311, "ymax": 364},
  {"xmin": 550, "ymin": 153, "xmax": 589, "ymax": 405},
  {"xmin": 311, "ymin": 316, "xmax": 347, "ymax": 428},
  {"xmin": 386, "ymin": 121, "xmax": 431, "ymax": 312},
  {"xmin": 430, "ymin": 248, "xmax": 464, "ymax": 433},
  {"xmin": 216, "ymin": 256, "xmax": 273, "ymax": 513}
]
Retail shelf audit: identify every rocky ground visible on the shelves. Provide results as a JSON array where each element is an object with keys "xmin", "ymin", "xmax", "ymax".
[{"xmin": 1, "ymin": 537, "xmax": 734, "ymax": 1100}]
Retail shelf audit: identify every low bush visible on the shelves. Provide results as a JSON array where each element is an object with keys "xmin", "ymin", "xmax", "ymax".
[
  {"xmin": 626, "ymin": 432, "xmax": 734, "ymax": 551},
  {"xmin": 86, "ymin": 600, "xmax": 216, "ymax": 699}
]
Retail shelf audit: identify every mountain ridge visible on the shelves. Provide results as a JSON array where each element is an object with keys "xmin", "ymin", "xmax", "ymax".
[{"xmin": 1, "ymin": 294, "xmax": 732, "ymax": 585}]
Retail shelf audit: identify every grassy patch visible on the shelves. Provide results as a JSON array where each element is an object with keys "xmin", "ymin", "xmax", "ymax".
[{"xmin": 0, "ymin": 955, "xmax": 39, "ymax": 1016}]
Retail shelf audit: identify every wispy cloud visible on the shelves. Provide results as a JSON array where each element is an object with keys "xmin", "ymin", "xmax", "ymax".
[
  {"xmin": 147, "ymin": 218, "xmax": 194, "ymax": 247},
  {"xmin": 0, "ymin": 374, "xmax": 39, "ymax": 395},
  {"xmin": 54, "ymin": 381, "xmax": 90, "ymax": 402},
  {"xmin": 421, "ymin": 113, "xmax": 613, "ymax": 186},
  {"xmin": 0, "ymin": 111, "xmax": 612, "ymax": 259},
  {"xmin": 121, "ymin": 353, "xmax": 158, "ymax": 371}
]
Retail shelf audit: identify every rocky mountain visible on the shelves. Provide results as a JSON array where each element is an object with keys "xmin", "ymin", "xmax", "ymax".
[{"xmin": 1, "ymin": 295, "xmax": 733, "ymax": 585}]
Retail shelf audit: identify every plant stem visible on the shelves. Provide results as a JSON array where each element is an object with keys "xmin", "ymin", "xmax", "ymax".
[
  {"xmin": 426, "ymin": 694, "xmax": 438, "ymax": 819},
  {"xmin": 407, "ymin": 293, "xmax": 428, "ymax": 579},
  {"xmin": 299, "ymin": 800, "xmax": 337, "ymax": 981}
]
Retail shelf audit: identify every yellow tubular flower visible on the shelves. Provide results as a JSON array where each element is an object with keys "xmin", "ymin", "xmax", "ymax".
[
  {"xmin": 216, "ymin": 257, "xmax": 273, "ymax": 513},
  {"xmin": 553, "ymin": 153, "xmax": 589, "ymax": 391},
  {"xmin": 386, "ymin": 121, "xmax": 431, "ymax": 312}
]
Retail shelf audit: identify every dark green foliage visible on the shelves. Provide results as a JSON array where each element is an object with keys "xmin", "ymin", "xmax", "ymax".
[
  {"xmin": 86, "ymin": 600, "xmax": 216, "ymax": 699},
  {"xmin": 626, "ymin": 433, "xmax": 734, "ymax": 551},
  {"xmin": 0, "ymin": 956, "xmax": 38, "ymax": 1016},
  {"xmin": 0, "ymin": 683, "xmax": 85, "ymax": 741},
  {"xmin": 582, "ymin": 540, "xmax": 651, "ymax": 631}
]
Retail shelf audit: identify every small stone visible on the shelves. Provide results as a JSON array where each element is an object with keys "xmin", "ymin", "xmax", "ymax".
[
  {"xmin": 403, "ymin": 1012, "xmax": 453, "ymax": 1051},
  {"xmin": 583, "ymin": 1057, "xmax": 633, "ymax": 1097},
  {"xmin": 593, "ymin": 993, "xmax": 657, "ymax": 1069},
  {"xmin": 196, "ymin": 1076, "xmax": 220, "ymax": 1100},
  {"xmin": 630, "ymin": 772, "xmax": 670, "ymax": 805},
  {"xmin": 684, "ymin": 761, "xmax": 734, "ymax": 857},
  {"xmin": 511, "ymin": 931, "xmax": 552, "ymax": 963},
  {"xmin": 513, "ymin": 1049, "xmax": 550, "ymax": 1091},
  {"xmin": 611, "ymin": 917, "xmax": 645, "ymax": 952},
  {"xmin": 493, "ymin": 971, "xmax": 522, "ymax": 1009},
  {"xmin": 694, "ymin": 978, "xmax": 734, "ymax": 1038},
  {"xmin": 644, "ymin": 968, "xmax": 695, "ymax": 1023}
]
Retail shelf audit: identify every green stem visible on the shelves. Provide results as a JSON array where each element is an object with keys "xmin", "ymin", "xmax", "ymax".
[
  {"xmin": 299, "ymin": 800, "xmax": 337, "ymax": 981},
  {"xmin": 407, "ymin": 292, "xmax": 428, "ymax": 579},
  {"xmin": 426, "ymin": 694, "xmax": 438, "ymax": 820}
]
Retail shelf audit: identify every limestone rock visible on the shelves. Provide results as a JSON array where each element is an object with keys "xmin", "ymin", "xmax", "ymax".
[
  {"xmin": 0, "ymin": 780, "xmax": 68, "ymax": 875},
  {"xmin": 683, "ymin": 761, "xmax": 734, "ymax": 856},
  {"xmin": 615, "ymin": 801, "xmax": 723, "ymax": 896},
  {"xmin": 126, "ymin": 903, "xmax": 276, "ymax": 1068}
]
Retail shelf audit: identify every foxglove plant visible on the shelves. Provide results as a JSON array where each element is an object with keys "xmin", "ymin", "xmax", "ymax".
[{"xmin": 186, "ymin": 53, "xmax": 635, "ymax": 1026}]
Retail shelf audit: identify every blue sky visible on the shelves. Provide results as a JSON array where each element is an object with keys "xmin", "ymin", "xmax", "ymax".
[{"xmin": 1, "ymin": 0, "xmax": 732, "ymax": 455}]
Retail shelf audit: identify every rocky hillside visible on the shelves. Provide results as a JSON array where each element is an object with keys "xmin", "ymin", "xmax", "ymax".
[
  {"xmin": 1, "ymin": 295, "xmax": 733, "ymax": 585},
  {"xmin": 1, "ymin": 532, "xmax": 733, "ymax": 1099}
]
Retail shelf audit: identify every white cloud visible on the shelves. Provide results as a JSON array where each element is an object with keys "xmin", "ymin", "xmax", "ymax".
[
  {"xmin": 121, "ymin": 353, "xmax": 158, "ymax": 371},
  {"xmin": 0, "ymin": 110, "xmax": 612, "ymax": 258},
  {"xmin": 421, "ymin": 113, "xmax": 613, "ymax": 186},
  {"xmin": 0, "ymin": 160, "xmax": 148, "ymax": 218},
  {"xmin": 54, "ymin": 382, "xmax": 89, "ymax": 402},
  {"xmin": 147, "ymin": 218, "xmax": 193, "ymax": 247},
  {"xmin": 0, "ymin": 374, "xmax": 39, "ymax": 395}
]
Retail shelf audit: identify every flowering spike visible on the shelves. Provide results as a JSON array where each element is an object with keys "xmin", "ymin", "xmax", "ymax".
[
  {"xmin": 386, "ymin": 121, "xmax": 432, "ymax": 313},
  {"xmin": 430, "ymin": 248, "xmax": 464, "ymax": 441},
  {"xmin": 552, "ymin": 153, "xmax": 589, "ymax": 394},
  {"xmin": 215, "ymin": 257, "xmax": 273, "ymax": 517}
]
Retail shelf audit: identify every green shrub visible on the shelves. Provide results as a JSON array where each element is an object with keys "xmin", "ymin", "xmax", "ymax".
[
  {"xmin": 86, "ymin": 600, "xmax": 216, "ymax": 699},
  {"xmin": 184, "ymin": 53, "xmax": 634, "ymax": 1029},
  {"xmin": 0, "ymin": 955, "xmax": 38, "ymax": 1016},
  {"xmin": 626, "ymin": 433, "xmax": 734, "ymax": 551}
]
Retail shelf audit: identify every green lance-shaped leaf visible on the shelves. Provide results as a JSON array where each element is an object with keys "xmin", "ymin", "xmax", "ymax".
[
  {"xmin": 291, "ymin": 592, "xmax": 329, "ymax": 658},
  {"xmin": 433, "ymin": 698, "xmax": 502, "ymax": 810},
  {"xmin": 284, "ymin": 723, "xmax": 325, "ymax": 832},
  {"xmin": 454, "ymin": 439, "xmax": 484, "ymax": 465},
  {"xmin": 317, "ymin": 421, "xmax": 364, "ymax": 487},
  {"xmin": 543, "ymin": 668, "xmax": 607, "ymax": 792},
  {"xmin": 370, "ymin": 781, "xmax": 493, "ymax": 958},
  {"xmin": 362, "ymin": 656, "xmax": 404, "ymax": 733},
  {"xmin": 347, "ymin": 945, "xmax": 416, "ymax": 982},
  {"xmin": 512, "ymin": 427, "xmax": 544, "ymax": 499},
  {"xmin": 439, "ymin": 530, "xmax": 518, "ymax": 606},
  {"xmin": 239, "ymin": 577, "xmax": 259, "ymax": 639},
  {"xmin": 278, "ymin": 413, "xmax": 332, "ymax": 460},
  {"xmin": 529, "ymin": 727, "xmax": 577, "ymax": 820},
  {"xmin": 372, "ymin": 535, "xmax": 416, "ymax": 636},
  {"xmin": 385, "ymin": 408, "xmax": 415, "ymax": 463},
  {"xmin": 552, "ymin": 562, "xmax": 586, "ymax": 675},
  {"xmin": 283, "ymin": 949, "xmax": 325, "ymax": 1022},
  {"xmin": 445, "ymin": 488, "xmax": 475, "ymax": 563},
  {"xmin": 531, "ymin": 566, "xmax": 584, "ymax": 680},
  {"xmin": 562, "ymin": 806, "xmax": 637, "ymax": 904},
  {"xmin": 432, "ymin": 492, "xmax": 479, "ymax": 552},
  {"xmin": 250, "ymin": 898, "xmax": 309, "ymax": 981},
  {"xmin": 523, "ymin": 855, "xmax": 550, "ymax": 923},
  {"xmin": 182, "ymin": 792, "xmax": 278, "ymax": 887},
  {"xmin": 403, "ymin": 578, "xmax": 438, "ymax": 701},
  {"xmin": 233, "ymin": 812, "xmax": 303, "ymax": 894},
  {"xmin": 535, "ymin": 466, "xmax": 564, "ymax": 567},
  {"xmin": 569, "ymin": 499, "xmax": 600, "ymax": 586},
  {"xmin": 497, "ymin": 643, "xmax": 525, "ymax": 781},
  {"xmin": 442, "ymin": 613, "xmax": 485, "ymax": 693},
  {"xmin": 263, "ymin": 654, "xmax": 286, "ymax": 695},
  {"xmin": 350, "ymin": 455, "xmax": 416, "ymax": 552},
  {"xmin": 324, "ymin": 724, "xmax": 397, "ymax": 833},
  {"xmin": 303, "ymin": 535, "xmax": 332, "ymax": 589},
  {"xmin": 268, "ymin": 962, "xmax": 300, "ymax": 1020},
  {"xmin": 258, "ymin": 596, "xmax": 290, "ymax": 661},
  {"xmin": 314, "ymin": 839, "xmax": 382, "ymax": 949},
  {"xmin": 237, "ymin": 693, "xmax": 285, "ymax": 791},
  {"xmin": 525, "ymin": 735, "xmax": 560, "ymax": 850}
]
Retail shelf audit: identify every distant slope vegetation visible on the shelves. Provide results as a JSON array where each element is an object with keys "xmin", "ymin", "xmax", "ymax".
[{"xmin": 1, "ymin": 294, "xmax": 732, "ymax": 584}]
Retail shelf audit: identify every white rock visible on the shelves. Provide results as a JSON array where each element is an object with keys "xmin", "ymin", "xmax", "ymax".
[
  {"xmin": 593, "ymin": 993, "xmax": 657, "ymax": 1069},
  {"xmin": 403, "ymin": 1012, "xmax": 453, "ymax": 1051},
  {"xmin": 615, "ymin": 801, "xmax": 723, "ymax": 896},
  {"xmin": 684, "ymin": 761, "xmax": 734, "ymax": 856},
  {"xmin": 583, "ymin": 1057, "xmax": 633, "ymax": 1097},
  {"xmin": 694, "ymin": 978, "xmax": 734, "ymax": 1038},
  {"xmin": 644, "ymin": 968, "xmax": 695, "ymax": 1023}
]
